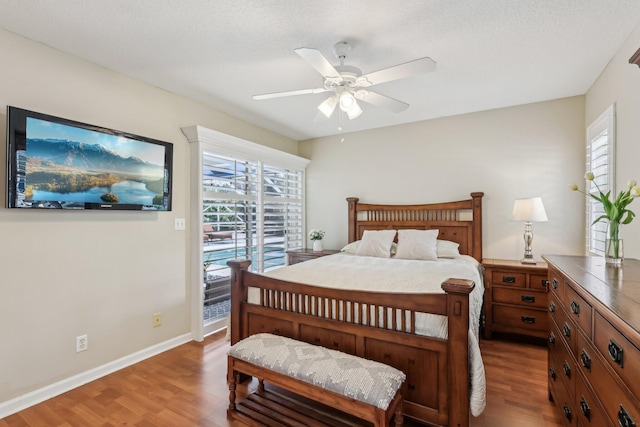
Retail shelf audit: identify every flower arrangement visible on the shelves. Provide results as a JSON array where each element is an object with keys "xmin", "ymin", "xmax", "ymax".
[
  {"xmin": 570, "ymin": 172, "xmax": 640, "ymax": 261},
  {"xmin": 308, "ymin": 229, "xmax": 325, "ymax": 241}
]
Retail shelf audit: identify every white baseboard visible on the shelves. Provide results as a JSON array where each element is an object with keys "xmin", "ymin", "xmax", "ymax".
[{"xmin": 0, "ymin": 333, "xmax": 193, "ymax": 419}]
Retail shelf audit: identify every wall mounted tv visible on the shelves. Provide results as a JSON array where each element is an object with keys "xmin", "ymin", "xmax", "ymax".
[{"xmin": 5, "ymin": 106, "xmax": 173, "ymax": 210}]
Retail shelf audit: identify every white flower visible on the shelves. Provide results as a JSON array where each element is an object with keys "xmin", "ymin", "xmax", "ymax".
[{"xmin": 308, "ymin": 229, "xmax": 325, "ymax": 241}]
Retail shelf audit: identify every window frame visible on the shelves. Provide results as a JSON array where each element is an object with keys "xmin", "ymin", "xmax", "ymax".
[
  {"xmin": 585, "ymin": 104, "xmax": 616, "ymax": 256},
  {"xmin": 183, "ymin": 125, "xmax": 309, "ymax": 340}
]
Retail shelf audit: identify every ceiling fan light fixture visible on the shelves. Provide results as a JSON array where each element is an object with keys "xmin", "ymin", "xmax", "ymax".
[
  {"xmin": 318, "ymin": 95, "xmax": 338, "ymax": 118},
  {"xmin": 347, "ymin": 102, "xmax": 362, "ymax": 120},
  {"xmin": 339, "ymin": 91, "xmax": 356, "ymax": 112}
]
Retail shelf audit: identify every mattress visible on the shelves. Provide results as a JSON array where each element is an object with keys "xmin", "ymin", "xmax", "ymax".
[{"xmin": 261, "ymin": 252, "xmax": 487, "ymax": 416}]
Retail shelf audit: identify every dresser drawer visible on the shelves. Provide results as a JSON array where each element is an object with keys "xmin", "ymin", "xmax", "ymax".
[
  {"xmin": 549, "ymin": 352, "xmax": 577, "ymax": 427},
  {"xmin": 575, "ymin": 371, "xmax": 609, "ymax": 427},
  {"xmin": 577, "ymin": 328, "xmax": 640, "ymax": 427},
  {"xmin": 493, "ymin": 287, "xmax": 547, "ymax": 309},
  {"xmin": 491, "ymin": 270, "xmax": 526, "ymax": 288},
  {"xmin": 549, "ymin": 269, "xmax": 565, "ymax": 298},
  {"xmin": 593, "ymin": 312, "xmax": 640, "ymax": 401},
  {"xmin": 549, "ymin": 293, "xmax": 578, "ymax": 357},
  {"xmin": 550, "ymin": 319, "xmax": 573, "ymax": 396},
  {"xmin": 493, "ymin": 305, "xmax": 548, "ymax": 331},
  {"xmin": 564, "ymin": 286, "xmax": 592, "ymax": 338},
  {"xmin": 530, "ymin": 273, "xmax": 549, "ymax": 291}
]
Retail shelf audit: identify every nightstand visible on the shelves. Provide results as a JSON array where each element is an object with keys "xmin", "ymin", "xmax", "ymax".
[
  {"xmin": 482, "ymin": 258, "xmax": 549, "ymax": 340},
  {"xmin": 286, "ymin": 248, "xmax": 340, "ymax": 265}
]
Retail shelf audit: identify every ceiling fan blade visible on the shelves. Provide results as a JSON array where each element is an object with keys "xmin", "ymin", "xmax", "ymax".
[
  {"xmin": 294, "ymin": 48, "xmax": 341, "ymax": 79},
  {"xmin": 360, "ymin": 57, "xmax": 436, "ymax": 86},
  {"xmin": 357, "ymin": 90, "xmax": 409, "ymax": 113},
  {"xmin": 253, "ymin": 88, "xmax": 329, "ymax": 100}
]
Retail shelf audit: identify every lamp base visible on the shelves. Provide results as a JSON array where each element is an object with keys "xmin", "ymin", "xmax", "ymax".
[{"xmin": 520, "ymin": 256, "xmax": 537, "ymax": 265}]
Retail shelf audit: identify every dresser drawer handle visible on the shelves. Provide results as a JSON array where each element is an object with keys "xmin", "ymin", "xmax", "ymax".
[
  {"xmin": 502, "ymin": 276, "xmax": 516, "ymax": 283},
  {"xmin": 549, "ymin": 331, "xmax": 556, "ymax": 345},
  {"xmin": 541, "ymin": 279, "xmax": 549, "ymax": 288},
  {"xmin": 579, "ymin": 396, "xmax": 591, "ymax": 421},
  {"xmin": 552, "ymin": 278, "xmax": 558, "ymax": 289},
  {"xmin": 549, "ymin": 367, "xmax": 556, "ymax": 380},
  {"xmin": 521, "ymin": 316, "xmax": 535, "ymax": 324},
  {"xmin": 608, "ymin": 339, "xmax": 624, "ymax": 368},
  {"xmin": 563, "ymin": 403, "xmax": 572, "ymax": 422},
  {"xmin": 549, "ymin": 302, "xmax": 556, "ymax": 313},
  {"xmin": 563, "ymin": 360, "xmax": 571, "ymax": 378},
  {"xmin": 618, "ymin": 404, "xmax": 636, "ymax": 427},
  {"xmin": 521, "ymin": 295, "xmax": 535, "ymax": 303},
  {"xmin": 563, "ymin": 323, "xmax": 571, "ymax": 338},
  {"xmin": 580, "ymin": 349, "xmax": 591, "ymax": 371},
  {"xmin": 570, "ymin": 300, "xmax": 580, "ymax": 315}
]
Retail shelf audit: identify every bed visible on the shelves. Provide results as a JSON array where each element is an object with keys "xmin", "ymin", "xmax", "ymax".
[{"xmin": 228, "ymin": 192, "xmax": 485, "ymax": 427}]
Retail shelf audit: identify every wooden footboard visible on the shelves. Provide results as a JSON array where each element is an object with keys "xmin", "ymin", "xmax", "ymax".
[{"xmin": 228, "ymin": 260, "xmax": 475, "ymax": 427}]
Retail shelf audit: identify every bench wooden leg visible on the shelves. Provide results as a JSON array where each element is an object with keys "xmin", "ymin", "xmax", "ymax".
[
  {"xmin": 394, "ymin": 400, "xmax": 403, "ymax": 427},
  {"xmin": 227, "ymin": 358, "xmax": 237, "ymax": 412}
]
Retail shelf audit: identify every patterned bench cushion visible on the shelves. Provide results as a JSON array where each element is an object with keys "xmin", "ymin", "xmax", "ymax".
[{"xmin": 228, "ymin": 333, "xmax": 406, "ymax": 410}]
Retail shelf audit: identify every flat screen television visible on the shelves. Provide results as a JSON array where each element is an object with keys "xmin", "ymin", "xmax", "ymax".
[{"xmin": 5, "ymin": 106, "xmax": 173, "ymax": 210}]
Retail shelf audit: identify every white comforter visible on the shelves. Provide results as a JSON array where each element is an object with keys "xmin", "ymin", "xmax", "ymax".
[{"xmin": 262, "ymin": 252, "xmax": 486, "ymax": 417}]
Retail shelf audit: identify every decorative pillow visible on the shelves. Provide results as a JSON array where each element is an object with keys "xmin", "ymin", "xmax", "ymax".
[
  {"xmin": 355, "ymin": 230, "xmax": 397, "ymax": 258},
  {"xmin": 437, "ymin": 239, "xmax": 461, "ymax": 258},
  {"xmin": 341, "ymin": 240, "xmax": 397, "ymax": 255},
  {"xmin": 395, "ymin": 229, "xmax": 438, "ymax": 260}
]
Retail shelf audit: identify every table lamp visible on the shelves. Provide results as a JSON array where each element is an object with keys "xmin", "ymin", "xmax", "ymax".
[{"xmin": 512, "ymin": 197, "xmax": 548, "ymax": 264}]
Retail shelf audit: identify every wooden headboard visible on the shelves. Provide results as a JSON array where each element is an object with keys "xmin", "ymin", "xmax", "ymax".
[{"xmin": 347, "ymin": 192, "xmax": 484, "ymax": 262}]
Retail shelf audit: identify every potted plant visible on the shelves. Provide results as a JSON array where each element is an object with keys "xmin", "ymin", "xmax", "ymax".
[{"xmin": 308, "ymin": 229, "xmax": 325, "ymax": 252}]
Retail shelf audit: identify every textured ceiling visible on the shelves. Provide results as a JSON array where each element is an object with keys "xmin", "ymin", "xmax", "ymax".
[{"xmin": 1, "ymin": 0, "xmax": 639, "ymax": 141}]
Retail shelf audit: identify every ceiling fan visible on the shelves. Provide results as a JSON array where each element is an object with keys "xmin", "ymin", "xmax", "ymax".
[{"xmin": 253, "ymin": 42, "xmax": 436, "ymax": 120}]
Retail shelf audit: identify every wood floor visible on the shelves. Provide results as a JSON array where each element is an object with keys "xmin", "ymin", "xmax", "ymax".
[{"xmin": 1, "ymin": 331, "xmax": 565, "ymax": 426}]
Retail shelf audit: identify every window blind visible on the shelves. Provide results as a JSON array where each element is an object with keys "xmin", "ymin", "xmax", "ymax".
[{"xmin": 586, "ymin": 105, "xmax": 615, "ymax": 256}]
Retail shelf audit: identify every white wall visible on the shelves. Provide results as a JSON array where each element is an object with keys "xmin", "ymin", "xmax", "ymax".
[
  {"xmin": 0, "ymin": 28, "xmax": 297, "ymax": 406},
  {"xmin": 586, "ymin": 24, "xmax": 640, "ymax": 259},
  {"xmin": 300, "ymin": 96, "xmax": 586, "ymax": 260}
]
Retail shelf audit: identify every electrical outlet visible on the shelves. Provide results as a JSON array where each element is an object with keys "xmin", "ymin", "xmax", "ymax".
[
  {"xmin": 76, "ymin": 334, "xmax": 88, "ymax": 352},
  {"xmin": 174, "ymin": 218, "xmax": 186, "ymax": 230},
  {"xmin": 153, "ymin": 312, "xmax": 162, "ymax": 327}
]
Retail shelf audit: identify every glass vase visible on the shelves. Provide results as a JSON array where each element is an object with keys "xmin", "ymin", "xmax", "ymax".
[
  {"xmin": 605, "ymin": 220, "xmax": 623, "ymax": 266},
  {"xmin": 312, "ymin": 240, "xmax": 323, "ymax": 252}
]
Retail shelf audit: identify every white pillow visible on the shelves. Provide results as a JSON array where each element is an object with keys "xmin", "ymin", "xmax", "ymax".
[
  {"xmin": 341, "ymin": 240, "xmax": 361, "ymax": 254},
  {"xmin": 437, "ymin": 239, "xmax": 461, "ymax": 258},
  {"xmin": 341, "ymin": 240, "xmax": 397, "ymax": 255},
  {"xmin": 355, "ymin": 230, "xmax": 397, "ymax": 258},
  {"xmin": 395, "ymin": 229, "xmax": 439, "ymax": 260}
]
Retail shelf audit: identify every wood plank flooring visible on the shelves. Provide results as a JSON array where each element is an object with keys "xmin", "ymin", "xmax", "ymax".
[{"xmin": 1, "ymin": 331, "xmax": 565, "ymax": 426}]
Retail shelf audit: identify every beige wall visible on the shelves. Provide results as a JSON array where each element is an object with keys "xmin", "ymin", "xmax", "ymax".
[
  {"xmin": 586, "ymin": 24, "xmax": 640, "ymax": 258},
  {"xmin": 300, "ymin": 96, "xmax": 586, "ymax": 260},
  {"xmin": 0, "ymin": 29, "xmax": 297, "ymax": 405}
]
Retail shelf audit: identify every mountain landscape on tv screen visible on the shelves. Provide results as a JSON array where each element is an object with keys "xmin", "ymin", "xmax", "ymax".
[{"xmin": 24, "ymin": 138, "xmax": 165, "ymax": 205}]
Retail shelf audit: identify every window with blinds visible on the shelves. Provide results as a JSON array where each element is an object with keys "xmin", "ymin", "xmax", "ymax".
[
  {"xmin": 201, "ymin": 152, "xmax": 304, "ymax": 320},
  {"xmin": 586, "ymin": 104, "xmax": 615, "ymax": 256}
]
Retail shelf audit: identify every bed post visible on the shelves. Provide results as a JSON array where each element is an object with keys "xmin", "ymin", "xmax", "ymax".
[
  {"xmin": 470, "ymin": 192, "xmax": 484, "ymax": 262},
  {"xmin": 346, "ymin": 197, "xmax": 359, "ymax": 243},
  {"xmin": 227, "ymin": 260, "xmax": 252, "ymax": 345},
  {"xmin": 442, "ymin": 278, "xmax": 474, "ymax": 427}
]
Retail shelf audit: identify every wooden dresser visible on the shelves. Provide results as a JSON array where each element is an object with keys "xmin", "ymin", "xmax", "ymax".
[
  {"xmin": 482, "ymin": 258, "xmax": 549, "ymax": 339},
  {"xmin": 543, "ymin": 255, "xmax": 640, "ymax": 427}
]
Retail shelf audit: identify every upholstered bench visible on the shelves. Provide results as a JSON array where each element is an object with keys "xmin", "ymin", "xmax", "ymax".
[{"xmin": 227, "ymin": 333, "xmax": 405, "ymax": 427}]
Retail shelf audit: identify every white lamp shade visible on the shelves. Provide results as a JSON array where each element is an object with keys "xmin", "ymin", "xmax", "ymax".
[
  {"xmin": 317, "ymin": 96, "xmax": 337, "ymax": 118},
  {"xmin": 512, "ymin": 197, "xmax": 548, "ymax": 222},
  {"xmin": 339, "ymin": 91, "xmax": 356, "ymax": 111},
  {"xmin": 346, "ymin": 102, "xmax": 362, "ymax": 119}
]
